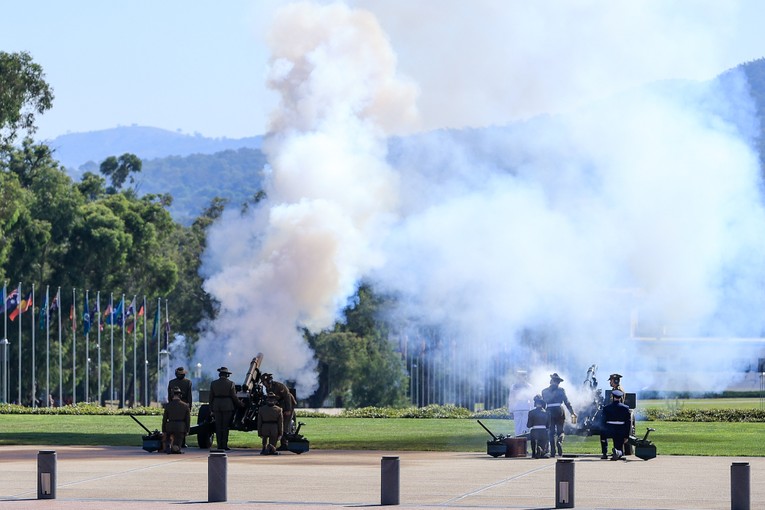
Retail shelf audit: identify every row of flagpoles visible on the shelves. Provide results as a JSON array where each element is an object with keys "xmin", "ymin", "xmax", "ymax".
[{"xmin": 0, "ymin": 282, "xmax": 172, "ymax": 407}]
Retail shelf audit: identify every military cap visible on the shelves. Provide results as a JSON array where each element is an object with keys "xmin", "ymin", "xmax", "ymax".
[
  {"xmin": 611, "ymin": 389, "xmax": 624, "ymax": 398},
  {"xmin": 609, "ymin": 373, "xmax": 622, "ymax": 380},
  {"xmin": 175, "ymin": 366, "xmax": 187, "ymax": 375},
  {"xmin": 549, "ymin": 373, "xmax": 564, "ymax": 382},
  {"xmin": 217, "ymin": 366, "xmax": 232, "ymax": 375}
]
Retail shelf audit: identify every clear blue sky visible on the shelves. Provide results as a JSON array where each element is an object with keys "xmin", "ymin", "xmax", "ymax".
[{"xmin": 4, "ymin": 1, "xmax": 765, "ymax": 141}]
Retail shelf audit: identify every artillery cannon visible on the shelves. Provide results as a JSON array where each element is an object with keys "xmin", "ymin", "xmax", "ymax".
[
  {"xmin": 128, "ymin": 414, "xmax": 163, "ymax": 452},
  {"xmin": 189, "ymin": 353, "xmax": 310, "ymax": 454}
]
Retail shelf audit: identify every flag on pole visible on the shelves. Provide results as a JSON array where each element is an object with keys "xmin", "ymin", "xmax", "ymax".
[
  {"xmin": 48, "ymin": 292, "xmax": 59, "ymax": 319},
  {"xmin": 111, "ymin": 297, "xmax": 124, "ymax": 326},
  {"xmin": 152, "ymin": 301, "xmax": 161, "ymax": 339},
  {"xmin": 8, "ymin": 290, "xmax": 29, "ymax": 321},
  {"xmin": 2, "ymin": 288, "xmax": 19, "ymax": 317},
  {"xmin": 38, "ymin": 294, "xmax": 47, "ymax": 330},
  {"xmin": 126, "ymin": 296, "xmax": 138, "ymax": 333},
  {"xmin": 83, "ymin": 293, "xmax": 91, "ymax": 335},
  {"xmin": 70, "ymin": 303, "xmax": 76, "ymax": 332}
]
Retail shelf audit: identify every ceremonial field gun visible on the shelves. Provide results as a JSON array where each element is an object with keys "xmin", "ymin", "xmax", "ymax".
[{"xmin": 189, "ymin": 353, "xmax": 310, "ymax": 454}]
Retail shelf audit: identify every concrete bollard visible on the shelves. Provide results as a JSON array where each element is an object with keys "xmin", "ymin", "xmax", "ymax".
[
  {"xmin": 555, "ymin": 458, "xmax": 575, "ymax": 509},
  {"xmin": 731, "ymin": 462, "xmax": 750, "ymax": 510},
  {"xmin": 37, "ymin": 450, "xmax": 56, "ymax": 499},
  {"xmin": 208, "ymin": 451, "xmax": 227, "ymax": 503},
  {"xmin": 381, "ymin": 456, "xmax": 400, "ymax": 505}
]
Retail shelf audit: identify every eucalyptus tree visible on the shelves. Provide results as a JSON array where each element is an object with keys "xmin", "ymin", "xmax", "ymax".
[{"xmin": 0, "ymin": 51, "xmax": 54, "ymax": 147}]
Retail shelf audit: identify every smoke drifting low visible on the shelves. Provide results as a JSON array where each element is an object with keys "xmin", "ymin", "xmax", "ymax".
[{"xmin": 199, "ymin": 1, "xmax": 765, "ymax": 395}]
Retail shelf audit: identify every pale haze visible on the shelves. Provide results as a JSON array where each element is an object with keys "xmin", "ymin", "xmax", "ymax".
[
  {"xmin": 6, "ymin": 1, "xmax": 765, "ymax": 396},
  {"xmin": 2, "ymin": 1, "xmax": 765, "ymax": 139}
]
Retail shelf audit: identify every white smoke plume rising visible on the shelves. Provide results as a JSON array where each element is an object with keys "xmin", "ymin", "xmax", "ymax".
[
  {"xmin": 198, "ymin": 1, "xmax": 418, "ymax": 395},
  {"xmin": 198, "ymin": 0, "xmax": 765, "ymax": 396}
]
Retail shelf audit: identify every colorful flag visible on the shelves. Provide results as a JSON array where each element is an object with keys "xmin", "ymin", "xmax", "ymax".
[
  {"xmin": 110, "ymin": 298, "xmax": 124, "ymax": 326},
  {"xmin": 38, "ymin": 294, "xmax": 47, "ymax": 330},
  {"xmin": 8, "ymin": 290, "xmax": 27, "ymax": 321},
  {"xmin": 83, "ymin": 294, "xmax": 91, "ymax": 335},
  {"xmin": 48, "ymin": 292, "xmax": 59, "ymax": 319},
  {"xmin": 103, "ymin": 303, "xmax": 112, "ymax": 318},
  {"xmin": 70, "ymin": 303, "xmax": 76, "ymax": 332},
  {"xmin": 2, "ymin": 288, "xmax": 19, "ymax": 317},
  {"xmin": 152, "ymin": 302, "xmax": 161, "ymax": 339}
]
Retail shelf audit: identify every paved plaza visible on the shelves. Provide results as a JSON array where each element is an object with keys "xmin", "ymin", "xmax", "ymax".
[{"xmin": 0, "ymin": 445, "xmax": 762, "ymax": 509}]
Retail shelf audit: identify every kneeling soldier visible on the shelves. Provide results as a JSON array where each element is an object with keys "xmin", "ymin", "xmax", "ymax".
[
  {"xmin": 600, "ymin": 389, "xmax": 631, "ymax": 460},
  {"xmin": 163, "ymin": 386, "xmax": 190, "ymax": 453},
  {"xmin": 526, "ymin": 394, "xmax": 549, "ymax": 458},
  {"xmin": 257, "ymin": 392, "xmax": 283, "ymax": 455}
]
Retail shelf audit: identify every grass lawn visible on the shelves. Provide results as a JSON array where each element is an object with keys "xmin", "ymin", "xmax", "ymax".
[{"xmin": 0, "ymin": 414, "xmax": 763, "ymax": 456}]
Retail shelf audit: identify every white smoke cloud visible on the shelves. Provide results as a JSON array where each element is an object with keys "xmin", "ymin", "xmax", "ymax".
[
  {"xmin": 198, "ymin": 0, "xmax": 765, "ymax": 397},
  {"xmin": 197, "ymin": 1, "xmax": 418, "ymax": 395}
]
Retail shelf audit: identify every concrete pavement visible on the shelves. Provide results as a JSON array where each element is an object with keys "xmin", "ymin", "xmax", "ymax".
[{"xmin": 0, "ymin": 445, "xmax": 762, "ymax": 509}]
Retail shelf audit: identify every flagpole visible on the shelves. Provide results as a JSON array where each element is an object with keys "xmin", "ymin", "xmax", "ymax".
[
  {"xmin": 2, "ymin": 281, "xmax": 6, "ymax": 404},
  {"xmin": 71, "ymin": 288, "xmax": 76, "ymax": 404},
  {"xmin": 57, "ymin": 287, "xmax": 62, "ymax": 406},
  {"xmin": 31, "ymin": 284, "xmax": 35, "ymax": 407},
  {"xmin": 155, "ymin": 297, "xmax": 161, "ymax": 404},
  {"xmin": 132, "ymin": 295, "xmax": 137, "ymax": 407},
  {"xmin": 85, "ymin": 290, "xmax": 89, "ymax": 403},
  {"xmin": 109, "ymin": 292, "xmax": 114, "ymax": 406},
  {"xmin": 143, "ymin": 295, "xmax": 148, "ymax": 406},
  {"xmin": 97, "ymin": 291, "xmax": 101, "ymax": 406},
  {"xmin": 17, "ymin": 282, "xmax": 21, "ymax": 404},
  {"xmin": 45, "ymin": 286, "xmax": 50, "ymax": 407},
  {"xmin": 121, "ymin": 293, "xmax": 126, "ymax": 408}
]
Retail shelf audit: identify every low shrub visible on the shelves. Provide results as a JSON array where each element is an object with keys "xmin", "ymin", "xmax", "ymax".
[{"xmin": 641, "ymin": 407, "xmax": 765, "ymax": 422}]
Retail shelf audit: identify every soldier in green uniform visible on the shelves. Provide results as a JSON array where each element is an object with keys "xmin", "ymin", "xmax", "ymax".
[
  {"xmin": 209, "ymin": 366, "xmax": 244, "ymax": 451},
  {"xmin": 168, "ymin": 367, "xmax": 192, "ymax": 407},
  {"xmin": 257, "ymin": 392, "xmax": 284, "ymax": 455},
  {"xmin": 168, "ymin": 367, "xmax": 192, "ymax": 447},
  {"xmin": 162, "ymin": 386, "xmax": 190, "ymax": 453},
  {"xmin": 262, "ymin": 373, "xmax": 296, "ymax": 451}
]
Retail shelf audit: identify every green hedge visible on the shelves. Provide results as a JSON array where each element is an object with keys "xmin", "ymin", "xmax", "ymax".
[
  {"xmin": 0, "ymin": 403, "xmax": 164, "ymax": 415},
  {"xmin": 3, "ymin": 403, "xmax": 763, "ymax": 422},
  {"xmin": 641, "ymin": 408, "xmax": 765, "ymax": 422}
]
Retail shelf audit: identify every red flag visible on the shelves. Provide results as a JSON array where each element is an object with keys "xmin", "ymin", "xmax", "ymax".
[{"xmin": 70, "ymin": 304, "xmax": 76, "ymax": 332}]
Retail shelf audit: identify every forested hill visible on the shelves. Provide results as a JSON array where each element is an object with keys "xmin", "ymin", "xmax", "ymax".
[
  {"xmin": 51, "ymin": 58, "xmax": 765, "ymax": 225},
  {"xmin": 48, "ymin": 125, "xmax": 263, "ymax": 170},
  {"xmin": 90, "ymin": 148, "xmax": 270, "ymax": 225}
]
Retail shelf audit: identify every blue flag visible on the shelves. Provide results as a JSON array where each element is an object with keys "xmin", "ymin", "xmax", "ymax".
[{"xmin": 83, "ymin": 294, "xmax": 91, "ymax": 335}]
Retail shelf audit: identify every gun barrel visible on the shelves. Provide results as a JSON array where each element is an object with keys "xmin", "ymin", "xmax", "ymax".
[
  {"xmin": 129, "ymin": 414, "xmax": 153, "ymax": 435},
  {"xmin": 242, "ymin": 353, "xmax": 264, "ymax": 392},
  {"xmin": 477, "ymin": 419, "xmax": 499, "ymax": 441}
]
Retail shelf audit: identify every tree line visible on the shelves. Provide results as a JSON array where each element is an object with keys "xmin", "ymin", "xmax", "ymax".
[{"xmin": 0, "ymin": 50, "xmax": 409, "ymax": 408}]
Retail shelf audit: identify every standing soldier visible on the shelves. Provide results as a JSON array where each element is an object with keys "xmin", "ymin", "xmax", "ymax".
[
  {"xmin": 168, "ymin": 367, "xmax": 192, "ymax": 407},
  {"xmin": 526, "ymin": 394, "xmax": 549, "ymax": 458},
  {"xmin": 608, "ymin": 373, "xmax": 625, "ymax": 401},
  {"xmin": 257, "ymin": 392, "xmax": 283, "ymax": 455},
  {"xmin": 261, "ymin": 373, "xmax": 296, "ymax": 451},
  {"xmin": 508, "ymin": 370, "xmax": 533, "ymax": 437},
  {"xmin": 168, "ymin": 367, "xmax": 192, "ymax": 447},
  {"xmin": 541, "ymin": 373, "xmax": 577, "ymax": 458},
  {"xmin": 209, "ymin": 366, "xmax": 244, "ymax": 451},
  {"xmin": 162, "ymin": 386, "xmax": 190, "ymax": 454}
]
